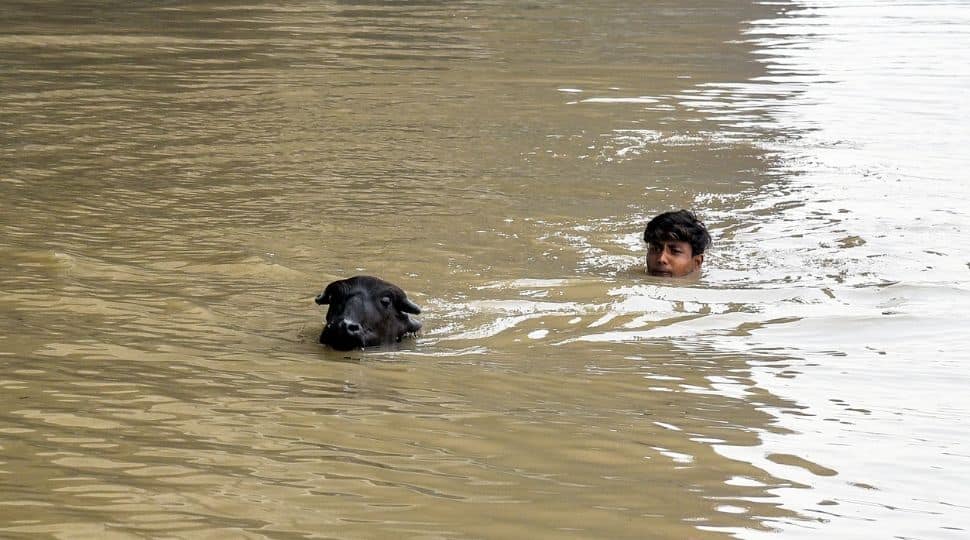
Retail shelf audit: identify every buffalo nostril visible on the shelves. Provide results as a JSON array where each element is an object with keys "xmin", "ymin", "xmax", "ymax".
[{"xmin": 345, "ymin": 322, "xmax": 361, "ymax": 333}]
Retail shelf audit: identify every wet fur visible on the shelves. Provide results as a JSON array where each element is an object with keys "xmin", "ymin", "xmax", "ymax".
[{"xmin": 315, "ymin": 276, "xmax": 421, "ymax": 351}]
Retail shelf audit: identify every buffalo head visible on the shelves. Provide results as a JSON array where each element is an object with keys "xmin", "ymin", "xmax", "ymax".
[{"xmin": 315, "ymin": 276, "xmax": 422, "ymax": 351}]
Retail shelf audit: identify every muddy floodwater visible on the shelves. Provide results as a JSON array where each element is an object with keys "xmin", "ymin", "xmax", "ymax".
[{"xmin": 2, "ymin": 1, "xmax": 969, "ymax": 538}]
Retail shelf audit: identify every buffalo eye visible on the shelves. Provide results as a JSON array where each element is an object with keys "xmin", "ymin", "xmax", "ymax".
[{"xmin": 380, "ymin": 296, "xmax": 392, "ymax": 309}]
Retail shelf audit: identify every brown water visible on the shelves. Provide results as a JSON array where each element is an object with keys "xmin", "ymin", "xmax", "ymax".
[{"xmin": 2, "ymin": 1, "xmax": 969, "ymax": 538}]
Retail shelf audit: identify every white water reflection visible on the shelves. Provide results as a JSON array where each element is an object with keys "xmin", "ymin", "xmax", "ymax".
[{"xmin": 693, "ymin": 2, "xmax": 970, "ymax": 537}]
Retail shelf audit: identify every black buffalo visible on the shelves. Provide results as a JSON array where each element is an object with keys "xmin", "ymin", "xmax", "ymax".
[{"xmin": 315, "ymin": 276, "xmax": 422, "ymax": 351}]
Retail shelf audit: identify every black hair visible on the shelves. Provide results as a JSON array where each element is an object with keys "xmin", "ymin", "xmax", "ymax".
[{"xmin": 643, "ymin": 209, "xmax": 712, "ymax": 256}]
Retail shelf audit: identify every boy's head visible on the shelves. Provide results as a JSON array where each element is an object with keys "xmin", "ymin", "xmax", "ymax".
[{"xmin": 643, "ymin": 209, "xmax": 711, "ymax": 278}]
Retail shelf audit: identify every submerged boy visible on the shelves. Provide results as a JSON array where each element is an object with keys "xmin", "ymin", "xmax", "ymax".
[{"xmin": 643, "ymin": 209, "xmax": 712, "ymax": 278}]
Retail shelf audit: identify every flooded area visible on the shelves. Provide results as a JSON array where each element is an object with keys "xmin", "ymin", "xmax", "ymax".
[{"xmin": 2, "ymin": 1, "xmax": 969, "ymax": 538}]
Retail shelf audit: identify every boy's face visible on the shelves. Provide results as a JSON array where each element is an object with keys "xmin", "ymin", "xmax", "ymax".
[{"xmin": 646, "ymin": 240, "xmax": 704, "ymax": 278}]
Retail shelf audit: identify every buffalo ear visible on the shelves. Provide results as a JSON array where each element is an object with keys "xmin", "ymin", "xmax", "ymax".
[
  {"xmin": 396, "ymin": 295, "xmax": 421, "ymax": 315},
  {"xmin": 406, "ymin": 316, "xmax": 423, "ymax": 334},
  {"xmin": 314, "ymin": 282, "xmax": 339, "ymax": 305}
]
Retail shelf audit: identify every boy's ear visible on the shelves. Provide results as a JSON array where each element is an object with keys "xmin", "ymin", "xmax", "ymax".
[{"xmin": 693, "ymin": 253, "xmax": 705, "ymax": 270}]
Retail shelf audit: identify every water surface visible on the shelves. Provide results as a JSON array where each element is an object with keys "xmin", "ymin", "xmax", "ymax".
[{"xmin": 2, "ymin": 1, "xmax": 969, "ymax": 538}]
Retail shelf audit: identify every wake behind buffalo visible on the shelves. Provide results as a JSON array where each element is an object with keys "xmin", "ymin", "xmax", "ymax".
[
  {"xmin": 314, "ymin": 276, "xmax": 422, "ymax": 351},
  {"xmin": 314, "ymin": 210, "xmax": 710, "ymax": 351}
]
